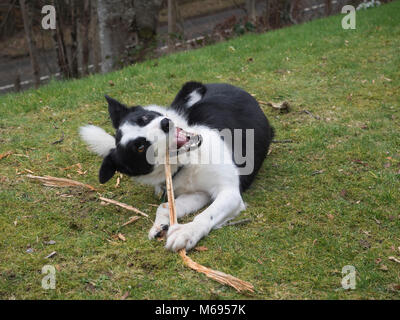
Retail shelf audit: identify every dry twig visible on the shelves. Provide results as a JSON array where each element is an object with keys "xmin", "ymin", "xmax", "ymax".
[
  {"xmin": 99, "ymin": 196, "xmax": 148, "ymax": 218},
  {"xmin": 301, "ymin": 110, "xmax": 320, "ymax": 120},
  {"xmin": 26, "ymin": 174, "xmax": 96, "ymax": 191},
  {"xmin": 165, "ymin": 146, "xmax": 254, "ymax": 293},
  {"xmin": 121, "ymin": 216, "xmax": 140, "ymax": 227},
  {"xmin": 389, "ymin": 256, "xmax": 400, "ymax": 264}
]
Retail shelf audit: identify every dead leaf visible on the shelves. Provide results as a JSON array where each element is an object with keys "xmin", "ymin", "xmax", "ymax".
[
  {"xmin": 352, "ymin": 159, "xmax": 368, "ymax": 167},
  {"xmin": 115, "ymin": 176, "xmax": 120, "ymax": 188},
  {"xmin": 362, "ymin": 230, "xmax": 371, "ymax": 237},
  {"xmin": 0, "ymin": 151, "xmax": 13, "ymax": 160},
  {"xmin": 121, "ymin": 291, "xmax": 129, "ymax": 300},
  {"xmin": 375, "ymin": 258, "xmax": 382, "ymax": 264},
  {"xmin": 117, "ymin": 233, "xmax": 126, "ymax": 241},
  {"xmin": 359, "ymin": 239, "xmax": 371, "ymax": 249},
  {"xmin": 380, "ymin": 264, "xmax": 388, "ymax": 271},
  {"xmin": 266, "ymin": 101, "xmax": 291, "ymax": 113},
  {"xmin": 340, "ymin": 189, "xmax": 348, "ymax": 198},
  {"xmin": 195, "ymin": 246, "xmax": 208, "ymax": 252},
  {"xmin": 327, "ymin": 213, "xmax": 334, "ymax": 220}
]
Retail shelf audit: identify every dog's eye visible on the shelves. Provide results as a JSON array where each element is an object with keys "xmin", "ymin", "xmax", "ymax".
[
  {"xmin": 137, "ymin": 145, "xmax": 145, "ymax": 153},
  {"xmin": 141, "ymin": 116, "xmax": 148, "ymax": 123}
]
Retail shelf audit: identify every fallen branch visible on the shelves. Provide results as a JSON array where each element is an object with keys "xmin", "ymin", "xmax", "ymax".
[
  {"xmin": 165, "ymin": 146, "xmax": 254, "ymax": 293},
  {"xmin": 26, "ymin": 174, "xmax": 96, "ymax": 191},
  {"xmin": 99, "ymin": 196, "xmax": 148, "ymax": 218},
  {"xmin": 301, "ymin": 110, "xmax": 320, "ymax": 120}
]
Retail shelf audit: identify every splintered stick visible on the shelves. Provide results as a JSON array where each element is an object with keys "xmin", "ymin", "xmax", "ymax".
[{"xmin": 164, "ymin": 147, "xmax": 254, "ymax": 293}]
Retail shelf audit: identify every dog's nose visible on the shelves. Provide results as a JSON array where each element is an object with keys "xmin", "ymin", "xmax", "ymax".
[{"xmin": 160, "ymin": 118, "xmax": 171, "ymax": 133}]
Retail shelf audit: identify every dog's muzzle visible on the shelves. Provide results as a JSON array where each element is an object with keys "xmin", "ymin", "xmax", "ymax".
[{"xmin": 170, "ymin": 127, "xmax": 202, "ymax": 155}]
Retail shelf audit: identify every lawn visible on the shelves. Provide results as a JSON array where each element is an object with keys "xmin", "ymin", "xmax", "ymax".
[{"xmin": 0, "ymin": 2, "xmax": 399, "ymax": 299}]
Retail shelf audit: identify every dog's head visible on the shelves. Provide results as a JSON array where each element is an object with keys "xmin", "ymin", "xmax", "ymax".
[{"xmin": 98, "ymin": 96, "xmax": 201, "ymax": 184}]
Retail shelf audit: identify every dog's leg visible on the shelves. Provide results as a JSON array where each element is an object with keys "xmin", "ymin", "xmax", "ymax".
[
  {"xmin": 165, "ymin": 188, "xmax": 245, "ymax": 252},
  {"xmin": 148, "ymin": 192, "xmax": 210, "ymax": 239}
]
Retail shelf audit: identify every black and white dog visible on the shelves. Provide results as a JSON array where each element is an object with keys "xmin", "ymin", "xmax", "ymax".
[{"xmin": 80, "ymin": 82, "xmax": 274, "ymax": 251}]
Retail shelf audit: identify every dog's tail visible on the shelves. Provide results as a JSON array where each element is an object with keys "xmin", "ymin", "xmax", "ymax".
[{"xmin": 79, "ymin": 125, "xmax": 115, "ymax": 158}]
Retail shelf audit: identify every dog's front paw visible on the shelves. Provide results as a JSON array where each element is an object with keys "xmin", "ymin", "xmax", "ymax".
[
  {"xmin": 148, "ymin": 223, "xmax": 169, "ymax": 239},
  {"xmin": 148, "ymin": 203, "xmax": 170, "ymax": 240},
  {"xmin": 165, "ymin": 222, "xmax": 205, "ymax": 252}
]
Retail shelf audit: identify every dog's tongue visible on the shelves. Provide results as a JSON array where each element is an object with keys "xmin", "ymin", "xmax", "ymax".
[{"xmin": 176, "ymin": 128, "xmax": 189, "ymax": 148}]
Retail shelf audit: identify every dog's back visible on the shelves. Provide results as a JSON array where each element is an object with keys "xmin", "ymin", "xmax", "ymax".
[{"xmin": 171, "ymin": 82, "xmax": 274, "ymax": 191}]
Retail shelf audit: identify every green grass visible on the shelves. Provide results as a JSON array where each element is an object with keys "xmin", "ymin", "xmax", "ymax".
[{"xmin": 1, "ymin": 2, "xmax": 400, "ymax": 299}]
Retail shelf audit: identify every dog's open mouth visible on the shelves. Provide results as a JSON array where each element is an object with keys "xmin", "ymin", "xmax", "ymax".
[{"xmin": 173, "ymin": 127, "xmax": 202, "ymax": 154}]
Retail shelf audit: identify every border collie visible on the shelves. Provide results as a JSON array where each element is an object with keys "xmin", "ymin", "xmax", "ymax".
[{"xmin": 80, "ymin": 82, "xmax": 274, "ymax": 251}]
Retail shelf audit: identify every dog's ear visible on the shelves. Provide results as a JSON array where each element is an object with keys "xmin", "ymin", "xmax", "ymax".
[
  {"xmin": 105, "ymin": 95, "xmax": 128, "ymax": 128},
  {"xmin": 99, "ymin": 150, "xmax": 116, "ymax": 184}
]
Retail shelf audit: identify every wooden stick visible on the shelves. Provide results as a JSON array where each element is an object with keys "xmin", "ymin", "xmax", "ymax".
[
  {"xmin": 164, "ymin": 147, "xmax": 254, "ymax": 293},
  {"xmin": 26, "ymin": 174, "xmax": 96, "ymax": 191},
  {"xmin": 99, "ymin": 196, "xmax": 149, "ymax": 218}
]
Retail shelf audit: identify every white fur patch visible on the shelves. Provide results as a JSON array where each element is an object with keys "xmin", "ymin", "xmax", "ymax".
[
  {"xmin": 79, "ymin": 125, "xmax": 115, "ymax": 157},
  {"xmin": 119, "ymin": 122, "xmax": 144, "ymax": 146},
  {"xmin": 186, "ymin": 90, "xmax": 202, "ymax": 107}
]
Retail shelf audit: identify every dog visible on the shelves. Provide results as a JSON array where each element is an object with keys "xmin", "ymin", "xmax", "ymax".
[{"xmin": 80, "ymin": 81, "xmax": 274, "ymax": 251}]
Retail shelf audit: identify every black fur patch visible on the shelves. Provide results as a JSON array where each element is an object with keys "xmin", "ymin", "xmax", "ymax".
[{"xmin": 171, "ymin": 82, "xmax": 274, "ymax": 192}]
